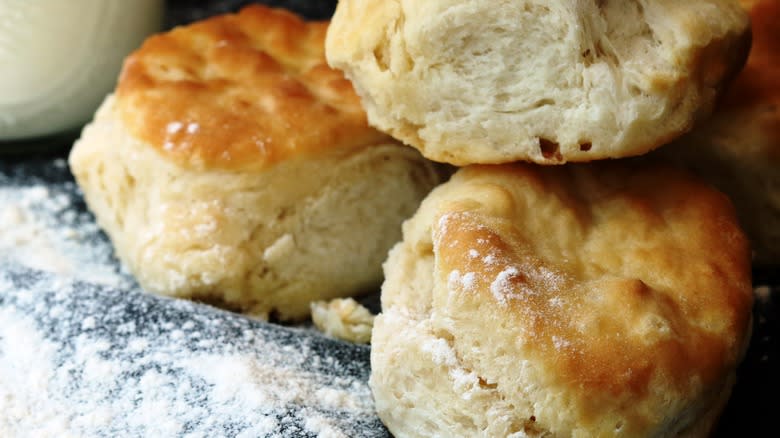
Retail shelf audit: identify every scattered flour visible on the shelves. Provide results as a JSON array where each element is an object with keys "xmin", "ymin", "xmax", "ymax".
[
  {"xmin": 0, "ymin": 181, "xmax": 131, "ymax": 289},
  {"xmin": 422, "ymin": 337, "xmax": 458, "ymax": 368},
  {"xmin": 166, "ymin": 121, "xmax": 183, "ymax": 134},
  {"xmin": 421, "ymin": 335, "xmax": 482, "ymax": 401},
  {"xmin": 551, "ymin": 336, "xmax": 572, "ymax": 351},
  {"xmin": 489, "ymin": 264, "xmax": 567, "ymax": 307},
  {"xmin": 303, "ymin": 416, "xmax": 348, "ymax": 438},
  {"xmin": 0, "ymin": 267, "xmax": 383, "ymax": 437},
  {"xmin": 549, "ymin": 296, "xmax": 565, "ymax": 306},
  {"xmin": 490, "ymin": 266, "xmax": 521, "ymax": 306},
  {"xmin": 447, "ymin": 270, "xmax": 477, "ymax": 294}
]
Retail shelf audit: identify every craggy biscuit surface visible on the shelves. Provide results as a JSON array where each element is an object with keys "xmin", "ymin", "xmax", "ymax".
[
  {"xmin": 327, "ymin": 0, "xmax": 750, "ymax": 165},
  {"xmin": 117, "ymin": 5, "xmax": 390, "ymax": 171},
  {"xmin": 372, "ymin": 163, "xmax": 753, "ymax": 437}
]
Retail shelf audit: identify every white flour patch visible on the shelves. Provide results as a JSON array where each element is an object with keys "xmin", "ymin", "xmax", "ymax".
[
  {"xmin": 0, "ymin": 182, "xmax": 131, "ymax": 289},
  {"xmin": 490, "ymin": 266, "xmax": 521, "ymax": 306},
  {"xmin": 447, "ymin": 270, "xmax": 478, "ymax": 294},
  {"xmin": 0, "ymin": 268, "xmax": 381, "ymax": 437},
  {"xmin": 421, "ymin": 333, "xmax": 481, "ymax": 401}
]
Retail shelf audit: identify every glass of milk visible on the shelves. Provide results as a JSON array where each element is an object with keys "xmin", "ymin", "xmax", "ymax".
[{"xmin": 0, "ymin": 0, "xmax": 164, "ymax": 143}]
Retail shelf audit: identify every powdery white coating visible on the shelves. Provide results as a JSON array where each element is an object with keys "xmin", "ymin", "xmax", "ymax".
[
  {"xmin": 420, "ymin": 333, "xmax": 483, "ymax": 401},
  {"xmin": 447, "ymin": 270, "xmax": 478, "ymax": 294},
  {"xmin": 461, "ymin": 272, "xmax": 477, "ymax": 291},
  {"xmin": 421, "ymin": 337, "xmax": 458, "ymax": 368},
  {"xmin": 0, "ymin": 171, "xmax": 133, "ymax": 289},
  {"xmin": 490, "ymin": 266, "xmax": 521, "ymax": 306},
  {"xmin": 165, "ymin": 121, "xmax": 183, "ymax": 134},
  {"xmin": 303, "ymin": 416, "xmax": 349, "ymax": 438},
  {"xmin": 552, "ymin": 336, "xmax": 573, "ymax": 351},
  {"xmin": 0, "ymin": 267, "xmax": 384, "ymax": 437}
]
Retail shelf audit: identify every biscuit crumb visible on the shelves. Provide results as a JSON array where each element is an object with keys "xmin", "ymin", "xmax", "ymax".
[{"xmin": 310, "ymin": 298, "xmax": 375, "ymax": 344}]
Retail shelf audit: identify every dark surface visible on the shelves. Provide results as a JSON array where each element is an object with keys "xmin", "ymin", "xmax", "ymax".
[
  {"xmin": 164, "ymin": 0, "xmax": 339, "ymax": 27},
  {"xmin": 716, "ymin": 279, "xmax": 779, "ymax": 437}
]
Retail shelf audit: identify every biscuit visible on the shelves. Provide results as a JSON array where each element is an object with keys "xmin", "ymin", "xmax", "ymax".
[
  {"xmin": 372, "ymin": 163, "xmax": 753, "ymax": 437},
  {"xmin": 658, "ymin": 0, "xmax": 780, "ymax": 265},
  {"xmin": 326, "ymin": 0, "xmax": 750, "ymax": 165},
  {"xmin": 69, "ymin": 6, "xmax": 441, "ymax": 320}
]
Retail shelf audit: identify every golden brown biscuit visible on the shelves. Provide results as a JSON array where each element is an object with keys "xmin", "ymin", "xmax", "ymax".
[
  {"xmin": 69, "ymin": 6, "xmax": 441, "ymax": 320},
  {"xmin": 372, "ymin": 163, "xmax": 753, "ymax": 437},
  {"xmin": 326, "ymin": 0, "xmax": 750, "ymax": 165},
  {"xmin": 116, "ymin": 5, "xmax": 388, "ymax": 171},
  {"xmin": 660, "ymin": 0, "xmax": 780, "ymax": 265}
]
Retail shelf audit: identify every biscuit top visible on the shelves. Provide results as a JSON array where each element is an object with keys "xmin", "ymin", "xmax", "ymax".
[
  {"xmin": 116, "ymin": 5, "xmax": 391, "ymax": 171},
  {"xmin": 429, "ymin": 163, "xmax": 752, "ymax": 428}
]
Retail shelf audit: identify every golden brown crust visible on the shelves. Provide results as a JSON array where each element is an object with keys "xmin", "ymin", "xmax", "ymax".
[
  {"xmin": 372, "ymin": 161, "xmax": 753, "ymax": 436},
  {"xmin": 116, "ymin": 5, "xmax": 390, "ymax": 171},
  {"xmin": 431, "ymin": 163, "xmax": 752, "ymax": 431},
  {"xmin": 435, "ymin": 163, "xmax": 752, "ymax": 394}
]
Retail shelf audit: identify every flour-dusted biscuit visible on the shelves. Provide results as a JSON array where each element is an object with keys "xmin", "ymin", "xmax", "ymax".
[
  {"xmin": 69, "ymin": 6, "xmax": 441, "ymax": 320},
  {"xmin": 372, "ymin": 163, "xmax": 753, "ymax": 437},
  {"xmin": 326, "ymin": 0, "xmax": 750, "ymax": 165},
  {"xmin": 659, "ymin": 0, "xmax": 780, "ymax": 265}
]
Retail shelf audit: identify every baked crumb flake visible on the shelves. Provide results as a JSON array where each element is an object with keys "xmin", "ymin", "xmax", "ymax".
[{"xmin": 310, "ymin": 298, "xmax": 375, "ymax": 344}]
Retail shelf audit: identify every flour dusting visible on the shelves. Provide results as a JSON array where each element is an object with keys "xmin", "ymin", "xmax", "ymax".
[
  {"xmin": 0, "ymin": 267, "xmax": 384, "ymax": 437},
  {"xmin": 0, "ymin": 171, "xmax": 131, "ymax": 288}
]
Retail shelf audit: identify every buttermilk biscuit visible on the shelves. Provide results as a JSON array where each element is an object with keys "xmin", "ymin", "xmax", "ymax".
[
  {"xmin": 372, "ymin": 163, "xmax": 753, "ymax": 437},
  {"xmin": 69, "ymin": 6, "xmax": 440, "ymax": 320},
  {"xmin": 659, "ymin": 0, "xmax": 779, "ymax": 265},
  {"xmin": 326, "ymin": 0, "xmax": 750, "ymax": 165}
]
